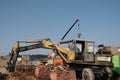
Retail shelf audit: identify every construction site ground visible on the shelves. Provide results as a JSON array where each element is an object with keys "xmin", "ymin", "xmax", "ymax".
[
  {"xmin": 0, "ymin": 55, "xmax": 120, "ymax": 80},
  {"xmin": 0, "ymin": 64, "xmax": 120, "ymax": 80},
  {"xmin": 0, "ymin": 64, "xmax": 77, "ymax": 80}
]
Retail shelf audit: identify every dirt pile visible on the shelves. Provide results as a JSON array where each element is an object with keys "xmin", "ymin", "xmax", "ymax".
[
  {"xmin": 15, "ymin": 64, "xmax": 51, "ymax": 80},
  {"xmin": 0, "ymin": 64, "xmax": 77, "ymax": 80},
  {"xmin": 50, "ymin": 69, "xmax": 76, "ymax": 80},
  {"xmin": 0, "ymin": 64, "xmax": 52, "ymax": 80},
  {"xmin": 0, "ymin": 56, "xmax": 10, "ymax": 67},
  {"xmin": 0, "ymin": 55, "xmax": 29, "ymax": 67}
]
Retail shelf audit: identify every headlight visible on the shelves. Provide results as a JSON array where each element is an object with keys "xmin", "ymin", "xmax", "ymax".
[{"xmin": 97, "ymin": 57, "xmax": 111, "ymax": 62}]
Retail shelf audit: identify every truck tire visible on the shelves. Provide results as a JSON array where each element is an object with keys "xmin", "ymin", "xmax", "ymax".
[
  {"xmin": 82, "ymin": 68, "xmax": 94, "ymax": 80},
  {"xmin": 106, "ymin": 67, "xmax": 113, "ymax": 80}
]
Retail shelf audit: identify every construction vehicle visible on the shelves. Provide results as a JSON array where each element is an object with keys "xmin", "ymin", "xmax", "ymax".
[
  {"xmin": 7, "ymin": 38, "xmax": 113, "ymax": 80},
  {"xmin": 7, "ymin": 39, "xmax": 113, "ymax": 80},
  {"xmin": 7, "ymin": 19, "xmax": 113, "ymax": 80}
]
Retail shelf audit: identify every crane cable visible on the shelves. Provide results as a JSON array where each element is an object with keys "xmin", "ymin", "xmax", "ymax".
[{"xmin": 77, "ymin": 20, "xmax": 81, "ymax": 38}]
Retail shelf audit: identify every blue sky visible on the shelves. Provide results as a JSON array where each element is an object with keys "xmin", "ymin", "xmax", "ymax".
[{"xmin": 0, "ymin": 0, "xmax": 120, "ymax": 56}]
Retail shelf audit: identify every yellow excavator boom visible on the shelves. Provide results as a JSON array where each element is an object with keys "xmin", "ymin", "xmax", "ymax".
[{"xmin": 7, "ymin": 39, "xmax": 75, "ymax": 72}]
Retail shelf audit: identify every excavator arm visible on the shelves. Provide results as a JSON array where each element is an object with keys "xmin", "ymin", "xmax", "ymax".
[
  {"xmin": 7, "ymin": 38, "xmax": 75, "ymax": 72},
  {"xmin": 7, "ymin": 19, "xmax": 79, "ymax": 72}
]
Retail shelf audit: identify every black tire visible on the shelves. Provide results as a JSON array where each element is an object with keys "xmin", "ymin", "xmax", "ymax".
[
  {"xmin": 106, "ymin": 67, "xmax": 113, "ymax": 80},
  {"xmin": 82, "ymin": 68, "xmax": 95, "ymax": 80}
]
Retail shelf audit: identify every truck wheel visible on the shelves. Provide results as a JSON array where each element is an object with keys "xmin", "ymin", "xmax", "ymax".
[
  {"xmin": 106, "ymin": 67, "xmax": 113, "ymax": 80},
  {"xmin": 82, "ymin": 68, "xmax": 94, "ymax": 80}
]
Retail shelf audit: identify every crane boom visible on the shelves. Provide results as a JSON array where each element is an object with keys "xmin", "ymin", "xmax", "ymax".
[{"xmin": 61, "ymin": 19, "xmax": 79, "ymax": 41}]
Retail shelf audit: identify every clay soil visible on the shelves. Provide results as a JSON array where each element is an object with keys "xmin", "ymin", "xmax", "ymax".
[{"xmin": 0, "ymin": 64, "xmax": 120, "ymax": 80}]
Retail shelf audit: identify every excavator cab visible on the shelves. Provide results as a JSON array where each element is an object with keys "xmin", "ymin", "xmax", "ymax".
[
  {"xmin": 60, "ymin": 39, "xmax": 113, "ymax": 80},
  {"xmin": 60, "ymin": 39, "xmax": 95, "ymax": 61}
]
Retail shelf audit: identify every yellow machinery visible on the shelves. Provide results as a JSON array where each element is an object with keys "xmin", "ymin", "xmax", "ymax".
[
  {"xmin": 7, "ymin": 38, "xmax": 75, "ymax": 72},
  {"xmin": 7, "ymin": 38, "xmax": 113, "ymax": 80},
  {"xmin": 7, "ymin": 19, "xmax": 114, "ymax": 80}
]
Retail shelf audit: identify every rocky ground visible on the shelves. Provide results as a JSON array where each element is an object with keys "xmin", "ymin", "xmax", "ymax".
[
  {"xmin": 1, "ymin": 55, "xmax": 119, "ymax": 80},
  {"xmin": 0, "ymin": 64, "xmax": 77, "ymax": 80},
  {"xmin": 0, "ymin": 64, "xmax": 120, "ymax": 80}
]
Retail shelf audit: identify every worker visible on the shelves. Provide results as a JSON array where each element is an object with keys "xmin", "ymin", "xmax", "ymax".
[{"xmin": 48, "ymin": 51, "xmax": 56, "ymax": 59}]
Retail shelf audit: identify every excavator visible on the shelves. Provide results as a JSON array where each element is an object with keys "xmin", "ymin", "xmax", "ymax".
[
  {"xmin": 7, "ymin": 38, "xmax": 75, "ymax": 72},
  {"xmin": 7, "ymin": 19, "xmax": 114, "ymax": 80}
]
